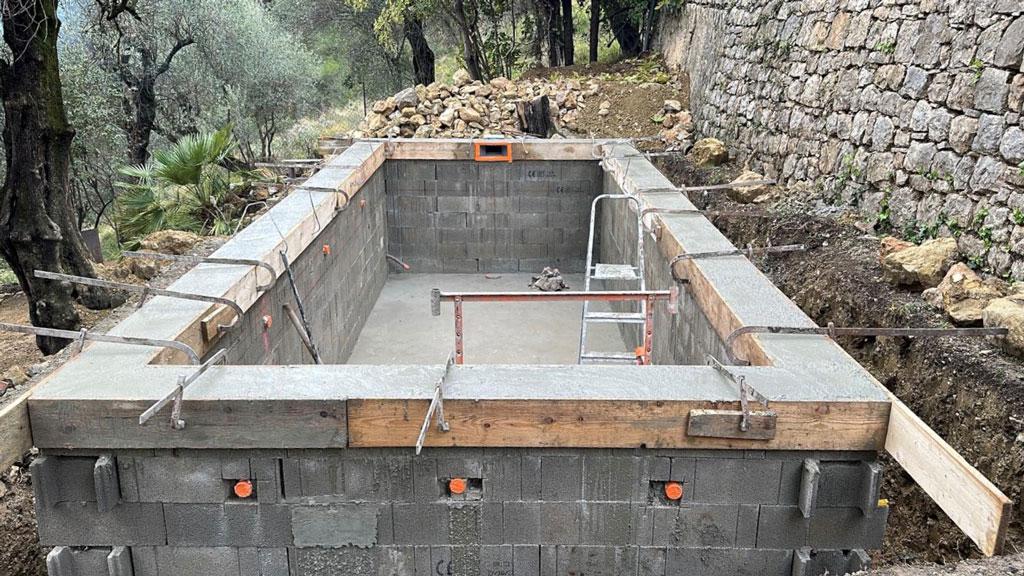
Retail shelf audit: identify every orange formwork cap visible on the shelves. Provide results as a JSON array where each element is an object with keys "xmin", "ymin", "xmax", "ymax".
[
  {"xmin": 664, "ymin": 481, "xmax": 684, "ymax": 501},
  {"xmin": 448, "ymin": 478, "xmax": 468, "ymax": 495},
  {"xmin": 234, "ymin": 479, "xmax": 254, "ymax": 499}
]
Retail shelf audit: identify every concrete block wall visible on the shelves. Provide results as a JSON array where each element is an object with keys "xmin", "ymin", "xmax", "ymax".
[
  {"xmin": 384, "ymin": 160, "xmax": 602, "ymax": 273},
  {"xmin": 210, "ymin": 171, "xmax": 388, "ymax": 365},
  {"xmin": 33, "ymin": 448, "xmax": 888, "ymax": 576},
  {"xmin": 599, "ymin": 172, "xmax": 732, "ymax": 365}
]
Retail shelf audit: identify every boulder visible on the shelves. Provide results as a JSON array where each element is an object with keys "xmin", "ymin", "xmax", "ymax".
[
  {"xmin": 393, "ymin": 87, "xmax": 419, "ymax": 110},
  {"xmin": 2, "ymin": 365, "xmax": 28, "ymax": 387},
  {"xmin": 129, "ymin": 258, "xmax": 160, "ymax": 281},
  {"xmin": 663, "ymin": 99, "xmax": 683, "ymax": 113},
  {"xmin": 690, "ymin": 138, "xmax": 729, "ymax": 167},
  {"xmin": 458, "ymin": 107, "xmax": 483, "ymax": 125},
  {"xmin": 880, "ymin": 237, "xmax": 959, "ymax": 287},
  {"xmin": 728, "ymin": 170, "xmax": 772, "ymax": 203},
  {"xmin": 983, "ymin": 293, "xmax": 1024, "ymax": 357},
  {"xmin": 140, "ymin": 230, "xmax": 201, "ymax": 254},
  {"xmin": 934, "ymin": 262, "xmax": 1008, "ymax": 325},
  {"xmin": 879, "ymin": 236, "xmax": 914, "ymax": 259},
  {"xmin": 452, "ymin": 69, "xmax": 472, "ymax": 87}
]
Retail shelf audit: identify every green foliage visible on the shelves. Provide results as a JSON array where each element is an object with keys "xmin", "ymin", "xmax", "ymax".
[
  {"xmin": 874, "ymin": 41, "xmax": 895, "ymax": 54},
  {"xmin": 969, "ymin": 58, "xmax": 985, "ymax": 83},
  {"xmin": 1012, "ymin": 208, "xmax": 1024, "ymax": 226},
  {"xmin": 903, "ymin": 221, "xmax": 940, "ymax": 244},
  {"xmin": 115, "ymin": 127, "xmax": 248, "ymax": 244},
  {"xmin": 875, "ymin": 190, "xmax": 892, "ymax": 232}
]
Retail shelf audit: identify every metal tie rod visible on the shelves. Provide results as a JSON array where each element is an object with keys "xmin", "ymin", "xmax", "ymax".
[
  {"xmin": 122, "ymin": 251, "xmax": 276, "ymax": 292},
  {"xmin": 725, "ymin": 322, "xmax": 1010, "ymax": 365},
  {"xmin": 139, "ymin": 348, "xmax": 228, "ymax": 429},
  {"xmin": 34, "ymin": 270, "xmax": 244, "ymax": 333},
  {"xmin": 0, "ymin": 322, "xmax": 199, "ymax": 364},
  {"xmin": 668, "ymin": 244, "xmax": 806, "ymax": 283},
  {"xmin": 416, "ymin": 354, "xmax": 454, "ymax": 455}
]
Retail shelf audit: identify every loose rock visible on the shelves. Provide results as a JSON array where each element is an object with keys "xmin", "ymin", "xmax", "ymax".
[
  {"xmin": 140, "ymin": 230, "xmax": 201, "ymax": 255},
  {"xmin": 690, "ymin": 138, "xmax": 729, "ymax": 167},
  {"xmin": 983, "ymin": 293, "xmax": 1024, "ymax": 357},
  {"xmin": 728, "ymin": 170, "xmax": 773, "ymax": 203},
  {"xmin": 880, "ymin": 237, "xmax": 959, "ymax": 287},
  {"xmin": 934, "ymin": 262, "xmax": 1008, "ymax": 325}
]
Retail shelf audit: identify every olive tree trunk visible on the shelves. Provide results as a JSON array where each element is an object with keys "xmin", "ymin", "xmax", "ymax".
[
  {"xmin": 404, "ymin": 16, "xmax": 435, "ymax": 86},
  {"xmin": 0, "ymin": 0, "xmax": 124, "ymax": 354}
]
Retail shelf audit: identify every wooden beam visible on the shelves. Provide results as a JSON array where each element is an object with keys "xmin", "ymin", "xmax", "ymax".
[
  {"xmin": 0, "ymin": 389, "xmax": 32, "ymax": 471},
  {"xmin": 383, "ymin": 139, "xmax": 603, "ymax": 161},
  {"xmin": 29, "ymin": 398, "xmax": 348, "ymax": 450},
  {"xmin": 884, "ymin": 394, "xmax": 1011, "ymax": 556},
  {"xmin": 348, "ymin": 399, "xmax": 889, "ymax": 450}
]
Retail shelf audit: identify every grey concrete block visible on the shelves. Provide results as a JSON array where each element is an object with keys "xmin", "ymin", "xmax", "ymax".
[
  {"xmin": 667, "ymin": 547, "xmax": 792, "ymax": 576},
  {"xmin": 291, "ymin": 504, "xmax": 379, "ymax": 548},
  {"xmin": 37, "ymin": 502, "xmax": 166, "ymax": 546},
  {"xmin": 441, "ymin": 258, "xmax": 479, "ymax": 273},
  {"xmin": 479, "ymin": 545, "xmax": 513, "ymax": 575},
  {"xmin": 449, "ymin": 503, "xmax": 481, "ymax": 545},
  {"xmin": 860, "ymin": 461, "xmax": 884, "ymax": 516},
  {"xmin": 292, "ymin": 547, "xmax": 377, "ymax": 576},
  {"xmin": 791, "ymin": 547, "xmax": 810, "ymax": 576},
  {"xmin": 134, "ymin": 456, "xmax": 228, "ymax": 503},
  {"xmin": 94, "ymin": 456, "xmax": 120, "ymax": 513},
  {"xmin": 107, "ymin": 547, "xmax": 132, "ymax": 576},
  {"xmin": 238, "ymin": 547, "xmax": 288, "ymax": 576},
  {"xmin": 521, "ymin": 456, "xmax": 541, "ymax": 500},
  {"xmin": 633, "ymin": 505, "xmax": 656, "ymax": 546},
  {"xmin": 556, "ymin": 546, "xmax": 638, "ymax": 576},
  {"xmin": 155, "ymin": 547, "xmax": 240, "ymax": 576},
  {"xmin": 581, "ymin": 502, "xmax": 633, "ymax": 544},
  {"xmin": 512, "ymin": 545, "xmax": 540, "ymax": 576},
  {"xmin": 436, "ymin": 163, "xmax": 478, "ymax": 182},
  {"xmin": 692, "ymin": 458, "xmax": 782, "ymax": 504},
  {"xmin": 33, "ymin": 456, "xmax": 97, "ymax": 506},
  {"xmin": 116, "ymin": 458, "xmax": 140, "ymax": 503},
  {"xmin": 639, "ymin": 547, "xmax": 666, "ymax": 576},
  {"xmin": 393, "ymin": 503, "xmax": 451, "ymax": 545},
  {"xmin": 808, "ymin": 506, "xmax": 888, "ymax": 549},
  {"xmin": 221, "ymin": 456, "xmax": 251, "ymax": 480},
  {"xmin": 756, "ymin": 505, "xmax": 809, "ymax": 548},
  {"xmin": 583, "ymin": 454, "xmax": 637, "ymax": 501},
  {"xmin": 736, "ymin": 504, "xmax": 759, "ymax": 547},
  {"xmin": 652, "ymin": 504, "xmax": 738, "ymax": 547},
  {"xmin": 378, "ymin": 547, "xmax": 415, "ymax": 576},
  {"xmin": 32, "ymin": 456, "xmax": 59, "ymax": 509},
  {"xmin": 165, "ymin": 503, "xmax": 293, "ymax": 547},
  {"xmin": 503, "ymin": 502, "xmax": 580, "ymax": 545},
  {"xmin": 46, "ymin": 546, "xmax": 110, "ymax": 576},
  {"xmin": 798, "ymin": 459, "xmax": 820, "ymax": 518},
  {"xmin": 540, "ymin": 455, "xmax": 581, "ymax": 501}
]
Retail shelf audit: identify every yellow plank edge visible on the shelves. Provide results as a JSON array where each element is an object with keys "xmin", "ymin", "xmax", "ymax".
[
  {"xmin": 884, "ymin": 393, "xmax": 1011, "ymax": 556},
  {"xmin": 0, "ymin": 389, "xmax": 33, "ymax": 472}
]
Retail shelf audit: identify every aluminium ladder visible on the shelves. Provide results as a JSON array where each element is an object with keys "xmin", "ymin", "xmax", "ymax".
[{"xmin": 578, "ymin": 194, "xmax": 646, "ymax": 364}]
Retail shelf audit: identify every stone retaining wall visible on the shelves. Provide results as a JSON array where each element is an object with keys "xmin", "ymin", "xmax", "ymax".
[{"xmin": 658, "ymin": 0, "xmax": 1024, "ymax": 278}]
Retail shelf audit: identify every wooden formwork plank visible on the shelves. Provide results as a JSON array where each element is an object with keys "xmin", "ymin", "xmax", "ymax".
[
  {"xmin": 0, "ymin": 390, "xmax": 32, "ymax": 471},
  {"xmin": 381, "ymin": 139, "xmax": 602, "ymax": 161},
  {"xmin": 347, "ymin": 399, "xmax": 890, "ymax": 451},
  {"xmin": 884, "ymin": 395, "xmax": 1011, "ymax": 556}
]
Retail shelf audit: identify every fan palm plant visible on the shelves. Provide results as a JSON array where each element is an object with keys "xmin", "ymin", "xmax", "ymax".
[{"xmin": 115, "ymin": 126, "xmax": 243, "ymax": 245}]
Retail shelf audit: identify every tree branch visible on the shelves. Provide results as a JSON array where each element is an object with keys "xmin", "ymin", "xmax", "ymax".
[{"xmin": 155, "ymin": 35, "xmax": 194, "ymax": 77}]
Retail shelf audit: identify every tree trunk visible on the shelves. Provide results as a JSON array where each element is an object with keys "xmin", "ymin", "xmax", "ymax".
[
  {"xmin": 404, "ymin": 16, "xmax": 435, "ymax": 86},
  {"xmin": 561, "ymin": 0, "xmax": 574, "ymax": 66},
  {"xmin": 603, "ymin": 0, "xmax": 643, "ymax": 57},
  {"xmin": 589, "ymin": 0, "xmax": 600, "ymax": 62},
  {"xmin": 515, "ymin": 96, "xmax": 554, "ymax": 137},
  {"xmin": 545, "ymin": 0, "xmax": 561, "ymax": 67},
  {"xmin": 642, "ymin": 0, "xmax": 657, "ymax": 52},
  {"xmin": 126, "ymin": 75, "xmax": 158, "ymax": 165},
  {"xmin": 529, "ymin": 0, "xmax": 546, "ymax": 64},
  {"xmin": 0, "ymin": 0, "xmax": 124, "ymax": 354},
  {"xmin": 452, "ymin": 0, "xmax": 486, "ymax": 80}
]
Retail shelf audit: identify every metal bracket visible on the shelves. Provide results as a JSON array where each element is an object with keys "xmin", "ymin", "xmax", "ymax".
[
  {"xmin": 706, "ymin": 354, "xmax": 769, "ymax": 432},
  {"xmin": 415, "ymin": 354, "xmax": 454, "ymax": 455},
  {"xmin": 34, "ymin": 270, "xmax": 244, "ymax": 334},
  {"xmin": 725, "ymin": 322, "xmax": 1010, "ymax": 365},
  {"xmin": 0, "ymin": 322, "xmax": 200, "ymax": 364},
  {"xmin": 139, "ymin": 349, "xmax": 228, "ymax": 429},
  {"xmin": 122, "ymin": 251, "xmax": 276, "ymax": 292},
  {"xmin": 668, "ymin": 244, "xmax": 806, "ymax": 283}
]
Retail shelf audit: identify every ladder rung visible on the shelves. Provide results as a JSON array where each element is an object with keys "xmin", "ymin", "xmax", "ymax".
[
  {"xmin": 584, "ymin": 311, "xmax": 646, "ymax": 323},
  {"xmin": 591, "ymin": 263, "xmax": 639, "ymax": 281},
  {"xmin": 580, "ymin": 352, "xmax": 638, "ymax": 361}
]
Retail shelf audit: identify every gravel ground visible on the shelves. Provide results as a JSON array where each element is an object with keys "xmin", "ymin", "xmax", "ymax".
[{"xmin": 863, "ymin": 554, "xmax": 1024, "ymax": 575}]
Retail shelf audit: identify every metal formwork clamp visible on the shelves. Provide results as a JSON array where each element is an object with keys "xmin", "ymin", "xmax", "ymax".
[
  {"xmin": 415, "ymin": 354, "xmax": 454, "ymax": 455},
  {"xmin": 706, "ymin": 354, "xmax": 770, "ymax": 432},
  {"xmin": 139, "ymin": 348, "xmax": 228, "ymax": 429}
]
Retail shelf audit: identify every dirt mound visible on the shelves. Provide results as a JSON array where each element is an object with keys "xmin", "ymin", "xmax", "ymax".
[{"xmin": 0, "ymin": 463, "xmax": 46, "ymax": 576}]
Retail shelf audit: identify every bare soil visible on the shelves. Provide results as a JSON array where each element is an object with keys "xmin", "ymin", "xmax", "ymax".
[{"xmin": 652, "ymin": 153, "xmax": 1024, "ymax": 566}]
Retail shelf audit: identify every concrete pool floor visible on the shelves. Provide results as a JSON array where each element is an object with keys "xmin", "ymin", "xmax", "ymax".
[{"xmin": 347, "ymin": 273, "xmax": 631, "ymax": 364}]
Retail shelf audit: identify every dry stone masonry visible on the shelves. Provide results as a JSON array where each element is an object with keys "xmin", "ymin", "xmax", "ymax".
[{"xmin": 659, "ymin": 0, "xmax": 1024, "ymax": 279}]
